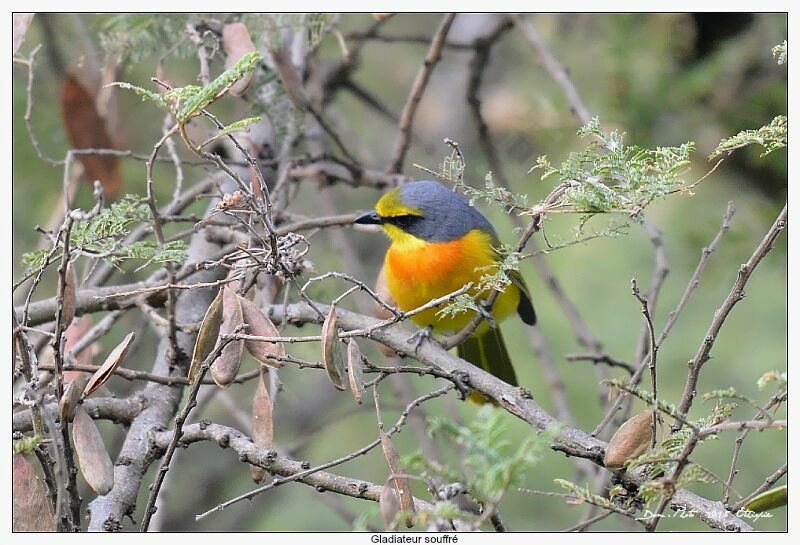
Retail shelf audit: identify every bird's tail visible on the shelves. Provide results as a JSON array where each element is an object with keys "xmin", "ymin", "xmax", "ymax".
[{"xmin": 457, "ymin": 327, "xmax": 518, "ymax": 404}]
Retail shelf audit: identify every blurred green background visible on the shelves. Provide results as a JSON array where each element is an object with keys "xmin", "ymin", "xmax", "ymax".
[{"xmin": 13, "ymin": 13, "xmax": 786, "ymax": 531}]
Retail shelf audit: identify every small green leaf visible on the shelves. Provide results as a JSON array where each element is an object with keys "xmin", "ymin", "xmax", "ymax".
[
  {"xmin": 176, "ymin": 51, "xmax": 263, "ymax": 122},
  {"xmin": 201, "ymin": 116, "xmax": 262, "ymax": 148}
]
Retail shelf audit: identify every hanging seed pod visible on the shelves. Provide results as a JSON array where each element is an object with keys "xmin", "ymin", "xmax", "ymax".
[
  {"xmin": 189, "ymin": 288, "xmax": 224, "ymax": 383},
  {"xmin": 321, "ymin": 305, "xmax": 346, "ymax": 391},
  {"xmin": 380, "ymin": 477, "xmax": 401, "ymax": 531},
  {"xmin": 61, "ymin": 261, "xmax": 76, "ymax": 328},
  {"xmin": 249, "ymin": 369, "xmax": 274, "ymax": 483},
  {"xmin": 72, "ymin": 405, "xmax": 115, "ymax": 495},
  {"xmin": 222, "ymin": 23, "xmax": 257, "ymax": 96},
  {"xmin": 380, "ymin": 431, "xmax": 415, "ymax": 527},
  {"xmin": 238, "ymin": 295, "xmax": 285, "ymax": 368},
  {"xmin": 211, "ymin": 286, "xmax": 245, "ymax": 387},
  {"xmin": 83, "ymin": 332, "xmax": 135, "ymax": 399},
  {"xmin": 59, "ymin": 378, "xmax": 85, "ymax": 422},
  {"xmin": 12, "ymin": 454, "xmax": 56, "ymax": 531},
  {"xmin": 604, "ymin": 410, "xmax": 654, "ymax": 469},
  {"xmin": 346, "ymin": 339, "xmax": 365, "ymax": 404}
]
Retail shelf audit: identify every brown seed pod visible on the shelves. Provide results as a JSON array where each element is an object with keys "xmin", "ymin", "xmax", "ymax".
[
  {"xmin": 603, "ymin": 410, "xmax": 654, "ymax": 469},
  {"xmin": 72, "ymin": 405, "xmax": 115, "ymax": 495},
  {"xmin": 189, "ymin": 288, "xmax": 224, "ymax": 383},
  {"xmin": 346, "ymin": 339, "xmax": 365, "ymax": 404},
  {"xmin": 60, "ymin": 75, "xmax": 122, "ymax": 198},
  {"xmin": 59, "ymin": 377, "xmax": 85, "ymax": 422},
  {"xmin": 13, "ymin": 454, "xmax": 56, "ymax": 531},
  {"xmin": 321, "ymin": 305, "xmax": 346, "ymax": 391},
  {"xmin": 211, "ymin": 286, "xmax": 245, "ymax": 388},
  {"xmin": 83, "ymin": 331, "xmax": 135, "ymax": 399},
  {"xmin": 222, "ymin": 23, "xmax": 257, "ymax": 96},
  {"xmin": 62, "ymin": 261, "xmax": 76, "ymax": 328},
  {"xmin": 380, "ymin": 431, "xmax": 415, "ymax": 527},
  {"xmin": 249, "ymin": 369, "xmax": 274, "ymax": 483},
  {"xmin": 238, "ymin": 295, "xmax": 285, "ymax": 368},
  {"xmin": 379, "ymin": 478, "xmax": 401, "ymax": 530}
]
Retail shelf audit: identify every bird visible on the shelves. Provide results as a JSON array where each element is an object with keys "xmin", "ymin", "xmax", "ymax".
[{"xmin": 354, "ymin": 180, "xmax": 536, "ymax": 401}]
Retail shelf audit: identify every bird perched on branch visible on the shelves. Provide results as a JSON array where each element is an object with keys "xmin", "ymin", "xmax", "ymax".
[{"xmin": 354, "ymin": 180, "xmax": 536, "ymax": 402}]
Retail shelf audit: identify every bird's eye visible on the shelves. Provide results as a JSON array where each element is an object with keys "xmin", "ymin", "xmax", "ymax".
[{"xmin": 388, "ymin": 215, "xmax": 420, "ymax": 230}]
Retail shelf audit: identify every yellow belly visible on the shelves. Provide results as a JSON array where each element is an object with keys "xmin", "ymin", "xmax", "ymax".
[{"xmin": 383, "ymin": 229, "xmax": 520, "ymax": 334}]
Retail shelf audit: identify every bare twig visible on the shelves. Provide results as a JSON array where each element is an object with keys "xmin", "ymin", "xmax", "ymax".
[
  {"xmin": 386, "ymin": 13, "xmax": 457, "ymax": 173},
  {"xmin": 676, "ymin": 203, "xmax": 787, "ymax": 422},
  {"xmin": 731, "ymin": 463, "xmax": 787, "ymax": 512},
  {"xmin": 512, "ymin": 14, "xmax": 591, "ymax": 126}
]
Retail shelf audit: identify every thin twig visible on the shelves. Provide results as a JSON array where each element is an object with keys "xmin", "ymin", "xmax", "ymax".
[
  {"xmin": 675, "ymin": 203, "xmax": 787, "ymax": 422},
  {"xmin": 386, "ymin": 13, "xmax": 457, "ymax": 173}
]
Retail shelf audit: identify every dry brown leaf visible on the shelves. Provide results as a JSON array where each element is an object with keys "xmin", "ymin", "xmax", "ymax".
[
  {"xmin": 13, "ymin": 14, "xmax": 35, "ymax": 55},
  {"xmin": 380, "ymin": 431, "xmax": 415, "ymax": 527},
  {"xmin": 373, "ymin": 265, "xmax": 398, "ymax": 357},
  {"xmin": 72, "ymin": 405, "xmax": 115, "ymax": 495},
  {"xmin": 603, "ymin": 410, "xmax": 654, "ymax": 469},
  {"xmin": 238, "ymin": 295, "xmax": 285, "ymax": 368},
  {"xmin": 12, "ymin": 454, "xmax": 55, "ymax": 531},
  {"xmin": 346, "ymin": 339, "xmax": 365, "ymax": 404},
  {"xmin": 60, "ymin": 75, "xmax": 122, "ymax": 198},
  {"xmin": 189, "ymin": 288, "xmax": 224, "ymax": 382},
  {"xmin": 211, "ymin": 286, "xmax": 245, "ymax": 387},
  {"xmin": 249, "ymin": 369, "xmax": 274, "ymax": 483},
  {"xmin": 82, "ymin": 331, "xmax": 135, "ymax": 399},
  {"xmin": 372, "ymin": 13, "xmax": 394, "ymax": 21},
  {"xmin": 321, "ymin": 305, "xmax": 346, "ymax": 391},
  {"xmin": 62, "ymin": 261, "xmax": 76, "ymax": 328},
  {"xmin": 379, "ymin": 478, "xmax": 401, "ymax": 530},
  {"xmin": 222, "ymin": 23, "xmax": 257, "ymax": 96}
]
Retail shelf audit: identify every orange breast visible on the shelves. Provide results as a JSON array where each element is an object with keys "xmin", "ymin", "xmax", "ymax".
[{"xmin": 383, "ymin": 229, "xmax": 520, "ymax": 333}]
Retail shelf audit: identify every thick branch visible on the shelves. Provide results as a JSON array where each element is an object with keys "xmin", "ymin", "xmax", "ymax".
[
  {"xmin": 151, "ymin": 422, "xmax": 434, "ymax": 511},
  {"xmin": 266, "ymin": 301, "xmax": 753, "ymax": 531}
]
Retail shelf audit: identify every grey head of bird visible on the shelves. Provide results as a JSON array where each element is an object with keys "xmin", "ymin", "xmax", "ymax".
[{"xmin": 353, "ymin": 180, "xmax": 498, "ymax": 243}]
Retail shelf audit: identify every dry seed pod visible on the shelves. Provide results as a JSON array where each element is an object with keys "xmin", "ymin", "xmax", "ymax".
[
  {"xmin": 64, "ymin": 315, "xmax": 96, "ymax": 372},
  {"xmin": 83, "ymin": 332, "xmax": 135, "ymax": 399},
  {"xmin": 59, "ymin": 378, "xmax": 85, "ymax": 422},
  {"xmin": 12, "ymin": 454, "xmax": 56, "ymax": 531},
  {"xmin": 222, "ymin": 23, "xmax": 257, "ymax": 96},
  {"xmin": 373, "ymin": 265, "xmax": 398, "ymax": 357},
  {"xmin": 249, "ymin": 369, "xmax": 274, "ymax": 483},
  {"xmin": 62, "ymin": 261, "xmax": 76, "ymax": 327},
  {"xmin": 346, "ymin": 339, "xmax": 365, "ymax": 404},
  {"xmin": 238, "ymin": 295, "xmax": 285, "ymax": 368},
  {"xmin": 321, "ymin": 305, "xmax": 346, "ymax": 391},
  {"xmin": 72, "ymin": 405, "xmax": 115, "ymax": 495},
  {"xmin": 189, "ymin": 288, "xmax": 224, "ymax": 383},
  {"xmin": 603, "ymin": 410, "xmax": 654, "ymax": 469},
  {"xmin": 380, "ymin": 478, "xmax": 401, "ymax": 530},
  {"xmin": 380, "ymin": 431, "xmax": 415, "ymax": 527},
  {"xmin": 61, "ymin": 75, "xmax": 122, "ymax": 198},
  {"xmin": 271, "ymin": 46, "xmax": 307, "ymax": 109},
  {"xmin": 211, "ymin": 286, "xmax": 245, "ymax": 387}
]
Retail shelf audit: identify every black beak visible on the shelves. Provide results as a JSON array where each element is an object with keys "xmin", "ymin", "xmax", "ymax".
[{"xmin": 353, "ymin": 210, "xmax": 383, "ymax": 225}]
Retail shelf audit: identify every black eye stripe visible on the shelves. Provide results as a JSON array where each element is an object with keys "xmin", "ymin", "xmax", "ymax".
[{"xmin": 387, "ymin": 215, "xmax": 421, "ymax": 228}]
